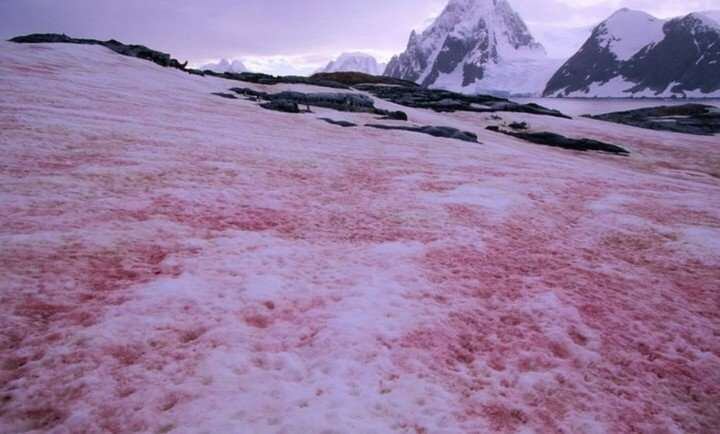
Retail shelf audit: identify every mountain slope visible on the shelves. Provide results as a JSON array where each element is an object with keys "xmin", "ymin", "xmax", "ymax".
[
  {"xmin": 319, "ymin": 53, "xmax": 386, "ymax": 75},
  {"xmin": 544, "ymin": 9, "xmax": 720, "ymax": 97},
  {"xmin": 385, "ymin": 0, "xmax": 557, "ymax": 96}
]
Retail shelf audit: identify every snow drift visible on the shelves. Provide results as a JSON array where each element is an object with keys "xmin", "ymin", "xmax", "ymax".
[{"xmin": 1, "ymin": 40, "xmax": 719, "ymax": 434}]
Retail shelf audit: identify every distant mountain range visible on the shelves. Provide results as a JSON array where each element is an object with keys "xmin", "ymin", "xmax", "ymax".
[
  {"xmin": 319, "ymin": 53, "xmax": 386, "ymax": 76},
  {"xmin": 200, "ymin": 58, "xmax": 248, "ymax": 74},
  {"xmin": 194, "ymin": 1, "xmax": 719, "ymax": 98},
  {"xmin": 544, "ymin": 9, "xmax": 720, "ymax": 98}
]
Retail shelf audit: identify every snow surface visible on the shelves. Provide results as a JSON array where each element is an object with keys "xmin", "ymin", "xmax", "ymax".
[
  {"xmin": 1, "ymin": 42, "xmax": 720, "ymax": 434},
  {"xmin": 598, "ymin": 9, "xmax": 666, "ymax": 62},
  {"xmin": 319, "ymin": 53, "xmax": 386, "ymax": 76}
]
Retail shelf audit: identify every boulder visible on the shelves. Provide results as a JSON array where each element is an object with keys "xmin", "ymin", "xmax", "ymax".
[
  {"xmin": 260, "ymin": 100, "xmax": 301, "ymax": 113},
  {"xmin": 486, "ymin": 127, "xmax": 629, "ymax": 155},
  {"xmin": 366, "ymin": 124, "xmax": 478, "ymax": 143}
]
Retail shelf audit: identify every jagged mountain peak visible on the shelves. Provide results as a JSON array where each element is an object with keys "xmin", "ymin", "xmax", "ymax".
[{"xmin": 385, "ymin": 0, "xmax": 553, "ymax": 95}]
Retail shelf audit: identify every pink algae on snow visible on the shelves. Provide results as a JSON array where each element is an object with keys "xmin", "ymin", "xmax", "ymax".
[{"xmin": 1, "ymin": 42, "xmax": 720, "ymax": 433}]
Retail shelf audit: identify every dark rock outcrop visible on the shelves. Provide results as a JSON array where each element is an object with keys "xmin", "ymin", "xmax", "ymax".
[
  {"xmin": 230, "ymin": 87, "xmax": 389, "ymax": 115},
  {"xmin": 260, "ymin": 100, "xmax": 301, "ymax": 113},
  {"xmin": 311, "ymin": 72, "xmax": 419, "ymax": 88},
  {"xmin": 486, "ymin": 127, "xmax": 629, "ymax": 155},
  {"xmin": 378, "ymin": 111, "xmax": 409, "ymax": 121},
  {"xmin": 209, "ymin": 71, "xmax": 350, "ymax": 89},
  {"xmin": 355, "ymin": 84, "xmax": 570, "ymax": 118},
  {"xmin": 508, "ymin": 121, "xmax": 528, "ymax": 130},
  {"xmin": 586, "ymin": 104, "xmax": 720, "ymax": 136},
  {"xmin": 211, "ymin": 92, "xmax": 238, "ymax": 100},
  {"xmin": 366, "ymin": 124, "xmax": 478, "ymax": 143},
  {"xmin": 270, "ymin": 91, "xmax": 376, "ymax": 112},
  {"xmin": 319, "ymin": 118, "xmax": 357, "ymax": 128},
  {"xmin": 10, "ymin": 33, "xmax": 188, "ymax": 70}
]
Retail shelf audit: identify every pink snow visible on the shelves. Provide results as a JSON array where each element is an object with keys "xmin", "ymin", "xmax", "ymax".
[{"xmin": 1, "ymin": 42, "xmax": 719, "ymax": 434}]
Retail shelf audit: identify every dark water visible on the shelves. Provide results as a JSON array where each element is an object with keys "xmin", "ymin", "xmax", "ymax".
[{"xmin": 513, "ymin": 98, "xmax": 720, "ymax": 117}]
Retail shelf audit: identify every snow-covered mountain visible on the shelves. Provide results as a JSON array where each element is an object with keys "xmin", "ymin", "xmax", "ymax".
[
  {"xmin": 319, "ymin": 53, "xmax": 386, "ymax": 76},
  {"xmin": 200, "ymin": 58, "xmax": 248, "ymax": 73},
  {"xmin": 544, "ymin": 9, "xmax": 720, "ymax": 97},
  {"xmin": 384, "ymin": 0, "xmax": 559, "ymax": 96}
]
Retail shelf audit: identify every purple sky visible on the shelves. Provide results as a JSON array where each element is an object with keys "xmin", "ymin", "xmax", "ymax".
[{"xmin": 1, "ymin": 0, "xmax": 718, "ymax": 74}]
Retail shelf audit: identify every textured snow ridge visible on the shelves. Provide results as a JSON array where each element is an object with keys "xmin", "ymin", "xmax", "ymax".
[
  {"xmin": 319, "ymin": 53, "xmax": 386, "ymax": 76},
  {"xmin": 1, "ymin": 42, "xmax": 720, "ymax": 434}
]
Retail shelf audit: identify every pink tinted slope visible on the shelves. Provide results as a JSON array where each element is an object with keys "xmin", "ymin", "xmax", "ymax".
[{"xmin": 0, "ymin": 42, "xmax": 719, "ymax": 434}]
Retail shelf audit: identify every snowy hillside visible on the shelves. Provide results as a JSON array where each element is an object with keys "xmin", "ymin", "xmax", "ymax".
[
  {"xmin": 1, "ymin": 40, "xmax": 720, "ymax": 434},
  {"xmin": 199, "ymin": 58, "xmax": 248, "ymax": 73},
  {"xmin": 319, "ymin": 52, "xmax": 386, "ymax": 75},
  {"xmin": 385, "ymin": 0, "xmax": 558, "ymax": 96},
  {"xmin": 545, "ymin": 9, "xmax": 720, "ymax": 97}
]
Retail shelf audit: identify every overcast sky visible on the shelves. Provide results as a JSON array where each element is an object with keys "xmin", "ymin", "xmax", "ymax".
[{"xmin": 1, "ymin": 0, "xmax": 718, "ymax": 74}]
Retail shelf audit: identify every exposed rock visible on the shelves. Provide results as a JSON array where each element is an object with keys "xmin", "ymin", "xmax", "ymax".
[
  {"xmin": 230, "ymin": 87, "xmax": 269, "ymax": 99},
  {"xmin": 378, "ymin": 111, "xmax": 409, "ymax": 121},
  {"xmin": 319, "ymin": 118, "xmax": 357, "ymax": 128},
  {"xmin": 260, "ymin": 100, "xmax": 301, "ymax": 113},
  {"xmin": 508, "ymin": 121, "xmax": 528, "ymax": 130},
  {"xmin": 486, "ymin": 126, "xmax": 629, "ymax": 155},
  {"xmin": 216, "ymin": 72, "xmax": 349, "ymax": 89},
  {"xmin": 586, "ymin": 104, "xmax": 720, "ymax": 136},
  {"xmin": 310, "ymin": 72, "xmax": 419, "ymax": 88},
  {"xmin": 366, "ymin": 124, "xmax": 478, "ymax": 143},
  {"xmin": 270, "ymin": 91, "xmax": 376, "ymax": 112},
  {"xmin": 354, "ymin": 84, "xmax": 570, "ymax": 118},
  {"xmin": 229, "ymin": 87, "xmax": 379, "ymax": 114},
  {"xmin": 211, "ymin": 92, "xmax": 238, "ymax": 100},
  {"xmin": 10, "ymin": 33, "xmax": 188, "ymax": 70}
]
